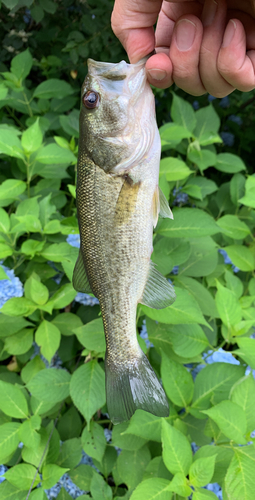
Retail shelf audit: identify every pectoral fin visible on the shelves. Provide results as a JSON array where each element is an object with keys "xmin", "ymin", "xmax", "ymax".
[
  {"xmin": 72, "ymin": 248, "xmax": 92, "ymax": 293},
  {"xmin": 140, "ymin": 261, "xmax": 176, "ymax": 309},
  {"xmin": 159, "ymin": 187, "xmax": 173, "ymax": 219}
]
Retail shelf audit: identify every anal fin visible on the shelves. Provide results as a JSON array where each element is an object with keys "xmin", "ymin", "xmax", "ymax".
[
  {"xmin": 72, "ymin": 248, "xmax": 92, "ymax": 293},
  {"xmin": 140, "ymin": 261, "xmax": 176, "ymax": 309}
]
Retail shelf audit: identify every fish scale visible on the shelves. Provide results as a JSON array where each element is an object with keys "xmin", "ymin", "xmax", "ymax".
[{"xmin": 73, "ymin": 57, "xmax": 176, "ymax": 424}]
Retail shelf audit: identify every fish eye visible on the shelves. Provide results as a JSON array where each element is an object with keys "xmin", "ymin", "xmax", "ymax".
[{"xmin": 82, "ymin": 90, "xmax": 100, "ymax": 109}]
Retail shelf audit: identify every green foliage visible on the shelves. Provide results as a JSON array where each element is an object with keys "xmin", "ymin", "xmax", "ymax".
[{"xmin": 1, "ymin": 3, "xmax": 255, "ymax": 500}]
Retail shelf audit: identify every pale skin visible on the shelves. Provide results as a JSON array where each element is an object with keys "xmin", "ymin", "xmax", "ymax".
[{"xmin": 111, "ymin": 0, "xmax": 255, "ymax": 96}]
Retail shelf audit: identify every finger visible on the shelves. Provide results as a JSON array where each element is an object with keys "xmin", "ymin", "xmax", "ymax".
[
  {"xmin": 146, "ymin": 52, "xmax": 173, "ymax": 88},
  {"xmin": 217, "ymin": 18, "xmax": 255, "ymax": 91},
  {"xmin": 199, "ymin": 0, "xmax": 234, "ymax": 97},
  {"xmin": 169, "ymin": 15, "xmax": 206, "ymax": 95},
  {"xmin": 111, "ymin": 0, "xmax": 163, "ymax": 63}
]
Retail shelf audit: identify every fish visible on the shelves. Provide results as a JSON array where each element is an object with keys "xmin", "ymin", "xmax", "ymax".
[{"xmin": 73, "ymin": 56, "xmax": 176, "ymax": 424}]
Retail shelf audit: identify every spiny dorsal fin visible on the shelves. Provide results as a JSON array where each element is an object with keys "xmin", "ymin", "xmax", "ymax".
[
  {"xmin": 140, "ymin": 261, "xmax": 176, "ymax": 309},
  {"xmin": 159, "ymin": 187, "xmax": 173, "ymax": 219},
  {"xmin": 72, "ymin": 248, "xmax": 92, "ymax": 293}
]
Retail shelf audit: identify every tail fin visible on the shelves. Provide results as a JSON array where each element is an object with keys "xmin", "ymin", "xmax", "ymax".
[{"xmin": 105, "ymin": 350, "xmax": 169, "ymax": 424}]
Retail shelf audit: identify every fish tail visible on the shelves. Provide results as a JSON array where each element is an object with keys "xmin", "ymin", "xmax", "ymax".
[{"xmin": 105, "ymin": 349, "xmax": 169, "ymax": 424}]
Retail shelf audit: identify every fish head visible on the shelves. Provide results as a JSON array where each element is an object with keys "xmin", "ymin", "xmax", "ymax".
[{"xmin": 79, "ymin": 58, "xmax": 157, "ymax": 173}]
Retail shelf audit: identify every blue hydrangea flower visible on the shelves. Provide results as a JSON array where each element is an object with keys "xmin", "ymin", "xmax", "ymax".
[
  {"xmin": 173, "ymin": 187, "xmax": 188, "ymax": 206},
  {"xmin": 66, "ymin": 234, "xmax": 81, "ymax": 248},
  {"xmin": 74, "ymin": 292, "xmax": 99, "ymax": 306},
  {"xmin": 205, "ymin": 483, "xmax": 222, "ymax": 499},
  {"xmin": 44, "ymin": 472, "xmax": 87, "ymax": 499},
  {"xmin": 193, "ymin": 100, "xmax": 199, "ymax": 110},
  {"xmin": 220, "ymin": 132, "xmax": 235, "ymax": 147},
  {"xmin": 228, "ymin": 114, "xmax": 243, "ymax": 126},
  {"xmin": 171, "ymin": 266, "xmax": 179, "ymax": 275},
  {"xmin": 219, "ymin": 96, "xmax": 230, "ymax": 108},
  {"xmin": 218, "ymin": 249, "xmax": 239, "ymax": 273},
  {"xmin": 104, "ymin": 428, "xmax": 112, "ymax": 443},
  {"xmin": 0, "ymin": 464, "xmax": 7, "ymax": 483},
  {"xmin": 204, "ymin": 348, "xmax": 240, "ymax": 365},
  {"xmin": 0, "ymin": 264, "xmax": 23, "ymax": 310},
  {"xmin": 140, "ymin": 319, "xmax": 154, "ymax": 348},
  {"xmin": 208, "ymin": 95, "xmax": 217, "ymax": 102}
]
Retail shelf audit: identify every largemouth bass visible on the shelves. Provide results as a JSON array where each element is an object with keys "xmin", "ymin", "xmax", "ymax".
[{"xmin": 73, "ymin": 56, "xmax": 176, "ymax": 424}]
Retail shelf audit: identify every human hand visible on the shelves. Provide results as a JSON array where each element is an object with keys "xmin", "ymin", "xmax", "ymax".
[{"xmin": 111, "ymin": 0, "xmax": 255, "ymax": 96}]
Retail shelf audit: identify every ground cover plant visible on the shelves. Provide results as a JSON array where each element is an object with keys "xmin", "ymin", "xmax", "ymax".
[{"xmin": 1, "ymin": 1, "xmax": 255, "ymax": 500}]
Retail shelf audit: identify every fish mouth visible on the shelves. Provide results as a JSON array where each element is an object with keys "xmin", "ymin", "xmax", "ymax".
[{"xmin": 87, "ymin": 51, "xmax": 155, "ymax": 76}]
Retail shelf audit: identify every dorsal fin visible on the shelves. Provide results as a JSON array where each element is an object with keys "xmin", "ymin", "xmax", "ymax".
[
  {"xmin": 159, "ymin": 187, "xmax": 173, "ymax": 219},
  {"xmin": 72, "ymin": 248, "xmax": 92, "ymax": 293}
]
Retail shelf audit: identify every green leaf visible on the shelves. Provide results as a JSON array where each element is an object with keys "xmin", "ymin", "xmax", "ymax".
[
  {"xmin": 192, "ymin": 363, "xmax": 245, "ymax": 414},
  {"xmin": 217, "ymin": 215, "xmax": 250, "ymax": 240},
  {"xmin": 21, "ymin": 239, "xmax": 46, "ymax": 257},
  {"xmin": 27, "ymin": 368, "xmax": 71, "ymax": 403},
  {"xmin": 81, "ymin": 421, "xmax": 106, "ymax": 462},
  {"xmin": 231, "ymin": 374, "xmax": 255, "ymax": 433},
  {"xmin": 0, "ymin": 315, "xmax": 32, "ymax": 338},
  {"xmin": 19, "ymin": 415, "xmax": 41, "ymax": 449},
  {"xmin": 48, "ymin": 283, "xmax": 77, "ymax": 310},
  {"xmin": 0, "ymin": 297, "xmax": 37, "ymax": 317},
  {"xmin": 161, "ymin": 352, "xmax": 194, "ymax": 407},
  {"xmin": 93, "ymin": 446, "xmax": 117, "ymax": 478},
  {"xmin": 215, "ymin": 281, "xmax": 242, "ymax": 328},
  {"xmin": 224, "ymin": 245, "xmax": 255, "ymax": 271},
  {"xmin": 234, "ymin": 337, "xmax": 255, "ymax": 369},
  {"xmin": 160, "ymin": 158, "xmax": 191, "ymax": 181},
  {"xmin": 34, "ymin": 79, "xmax": 74, "ymax": 99},
  {"xmin": 215, "ymin": 153, "xmax": 246, "ymax": 173},
  {"xmin": 169, "ymin": 472, "xmax": 192, "ymax": 497},
  {"xmin": 0, "ymin": 482, "xmax": 24, "ymax": 500},
  {"xmin": 59, "ymin": 110, "xmax": 79, "ymax": 138},
  {"xmin": 52, "ymin": 312, "xmax": 82, "ymax": 336},
  {"xmin": 225, "ymin": 446, "xmax": 255, "ymax": 500},
  {"xmin": 25, "ymin": 273, "xmax": 49, "ymax": 305},
  {"xmin": 230, "ymin": 173, "xmax": 246, "ymax": 206},
  {"xmin": 0, "ymin": 243, "xmax": 13, "ymax": 259},
  {"xmin": 193, "ymin": 490, "xmax": 218, "ymax": 500},
  {"xmin": 142, "ymin": 287, "xmax": 208, "ymax": 326},
  {"xmin": 176, "ymin": 276, "xmax": 218, "ymax": 317},
  {"xmin": 56, "ymin": 489, "xmax": 72, "ymax": 500},
  {"xmin": 11, "ymin": 49, "xmax": 33, "ymax": 81},
  {"xmin": 16, "ymin": 215, "xmax": 42, "ymax": 233},
  {"xmin": 0, "ymin": 130, "xmax": 24, "ymax": 160},
  {"xmin": 152, "ymin": 238, "xmax": 190, "ymax": 275},
  {"xmin": 188, "ymin": 148, "xmax": 216, "ymax": 172},
  {"xmin": 171, "ymin": 93, "xmax": 196, "ymax": 132},
  {"xmin": 161, "ymin": 420, "xmax": 192, "ymax": 475},
  {"xmin": 124, "ymin": 410, "xmax": 164, "ymax": 443},
  {"xmin": 159, "ymin": 122, "xmax": 192, "ymax": 149},
  {"xmin": 4, "ymin": 463, "xmax": 40, "ymax": 490},
  {"xmin": 189, "ymin": 455, "xmax": 216, "ymax": 487},
  {"xmin": 90, "ymin": 472, "xmax": 112, "ymax": 500},
  {"xmin": 68, "ymin": 464, "xmax": 94, "ymax": 491},
  {"xmin": 112, "ymin": 420, "xmax": 148, "ymax": 449},
  {"xmin": 202, "ymin": 400, "xmax": 247, "ymax": 444},
  {"xmin": 149, "ymin": 321, "xmax": 208, "ymax": 358},
  {"xmin": 56, "ymin": 438, "xmax": 82, "ymax": 468},
  {"xmin": 238, "ymin": 175, "xmax": 255, "ymax": 208},
  {"xmin": 0, "ymin": 381, "xmax": 28, "ymax": 418},
  {"xmin": 179, "ymin": 236, "xmax": 218, "ymax": 277},
  {"xmin": 130, "ymin": 478, "xmax": 171, "ymax": 500},
  {"xmin": 42, "ymin": 464, "xmax": 69, "ymax": 489},
  {"xmin": 0, "ymin": 179, "xmax": 26, "ymax": 202},
  {"xmin": 157, "ymin": 208, "xmax": 219, "ymax": 238},
  {"xmin": 40, "ymin": 242, "xmax": 78, "ymax": 262},
  {"xmin": 184, "ymin": 177, "xmax": 218, "ymax": 199},
  {"xmin": 225, "ymin": 270, "xmax": 243, "ymax": 299},
  {"xmin": 194, "ymin": 105, "xmax": 220, "ymax": 138},
  {"xmin": 73, "ymin": 318, "xmax": 106, "ymax": 352},
  {"xmin": 21, "ymin": 355, "xmax": 45, "ymax": 384},
  {"xmin": 4, "ymin": 327, "xmax": 34, "ymax": 355},
  {"xmin": 194, "ymin": 445, "xmax": 233, "ymax": 485},
  {"xmin": 36, "ymin": 144, "xmax": 76, "ymax": 164},
  {"xmin": 70, "ymin": 360, "xmax": 106, "ymax": 422},
  {"xmin": 0, "ymin": 422, "xmax": 20, "ymax": 462},
  {"xmin": 35, "ymin": 320, "xmax": 61, "ymax": 363},
  {"xmin": 21, "ymin": 118, "xmax": 43, "ymax": 153},
  {"xmin": 0, "ymin": 208, "xmax": 10, "ymax": 233},
  {"xmin": 117, "ymin": 445, "xmax": 151, "ymax": 490}
]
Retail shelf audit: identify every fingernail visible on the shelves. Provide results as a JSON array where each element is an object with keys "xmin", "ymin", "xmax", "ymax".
[
  {"xmin": 222, "ymin": 20, "xmax": 236, "ymax": 48},
  {"xmin": 175, "ymin": 19, "xmax": 196, "ymax": 51},
  {"xmin": 202, "ymin": 0, "xmax": 218, "ymax": 27},
  {"xmin": 147, "ymin": 69, "xmax": 167, "ymax": 81}
]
